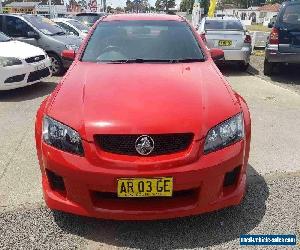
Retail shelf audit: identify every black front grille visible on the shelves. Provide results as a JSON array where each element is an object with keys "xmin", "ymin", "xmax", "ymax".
[
  {"xmin": 4, "ymin": 74, "xmax": 25, "ymax": 84},
  {"xmin": 27, "ymin": 68, "xmax": 50, "ymax": 83},
  {"xmin": 25, "ymin": 55, "xmax": 45, "ymax": 63},
  {"xmin": 96, "ymin": 133, "xmax": 194, "ymax": 156}
]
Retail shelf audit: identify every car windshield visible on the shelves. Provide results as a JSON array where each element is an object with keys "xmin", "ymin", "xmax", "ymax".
[
  {"xmin": 67, "ymin": 19, "xmax": 89, "ymax": 33},
  {"xmin": 280, "ymin": 4, "xmax": 300, "ymax": 29},
  {"xmin": 205, "ymin": 20, "xmax": 243, "ymax": 30},
  {"xmin": 0, "ymin": 32, "xmax": 11, "ymax": 42},
  {"xmin": 75, "ymin": 14, "xmax": 103, "ymax": 26},
  {"xmin": 81, "ymin": 20, "xmax": 205, "ymax": 63},
  {"xmin": 23, "ymin": 15, "xmax": 65, "ymax": 35}
]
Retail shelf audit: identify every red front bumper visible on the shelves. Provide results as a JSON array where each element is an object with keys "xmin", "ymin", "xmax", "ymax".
[{"xmin": 38, "ymin": 138, "xmax": 248, "ymax": 220}]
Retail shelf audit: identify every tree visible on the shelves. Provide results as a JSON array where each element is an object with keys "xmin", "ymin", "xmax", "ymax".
[
  {"xmin": 125, "ymin": 0, "xmax": 133, "ymax": 12},
  {"xmin": 115, "ymin": 6, "xmax": 124, "ymax": 12},
  {"xmin": 155, "ymin": 0, "xmax": 175, "ymax": 11},
  {"xmin": 78, "ymin": 0, "xmax": 87, "ymax": 9},
  {"xmin": 106, "ymin": 5, "xmax": 112, "ymax": 12},
  {"xmin": 202, "ymin": 0, "xmax": 209, "ymax": 15},
  {"xmin": 128, "ymin": 0, "xmax": 149, "ymax": 12},
  {"xmin": 180, "ymin": 0, "xmax": 194, "ymax": 13}
]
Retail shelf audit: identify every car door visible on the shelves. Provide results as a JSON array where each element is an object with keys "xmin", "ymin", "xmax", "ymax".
[
  {"xmin": 2, "ymin": 16, "xmax": 39, "ymax": 47},
  {"xmin": 278, "ymin": 3, "xmax": 300, "ymax": 54}
]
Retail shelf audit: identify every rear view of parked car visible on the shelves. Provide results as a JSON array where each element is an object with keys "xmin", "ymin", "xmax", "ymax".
[
  {"xmin": 52, "ymin": 18, "xmax": 89, "ymax": 39},
  {"xmin": 198, "ymin": 17, "xmax": 252, "ymax": 70},
  {"xmin": 74, "ymin": 12, "xmax": 106, "ymax": 27},
  {"xmin": 0, "ymin": 14, "xmax": 82, "ymax": 76},
  {"xmin": 264, "ymin": 1, "xmax": 300, "ymax": 75},
  {"xmin": 0, "ymin": 32, "xmax": 51, "ymax": 90}
]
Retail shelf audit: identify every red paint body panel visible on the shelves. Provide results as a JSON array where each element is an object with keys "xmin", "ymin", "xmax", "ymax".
[{"xmin": 35, "ymin": 14, "xmax": 251, "ymax": 220}]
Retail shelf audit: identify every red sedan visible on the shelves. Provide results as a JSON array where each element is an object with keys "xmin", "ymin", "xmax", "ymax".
[{"xmin": 35, "ymin": 14, "xmax": 251, "ymax": 220}]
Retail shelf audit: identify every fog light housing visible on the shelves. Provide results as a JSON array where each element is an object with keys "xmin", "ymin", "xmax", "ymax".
[
  {"xmin": 46, "ymin": 169, "xmax": 65, "ymax": 191},
  {"xmin": 223, "ymin": 166, "xmax": 241, "ymax": 187}
]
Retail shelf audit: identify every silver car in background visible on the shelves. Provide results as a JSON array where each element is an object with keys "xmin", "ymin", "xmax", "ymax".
[
  {"xmin": 52, "ymin": 18, "xmax": 89, "ymax": 39},
  {"xmin": 198, "ymin": 17, "xmax": 252, "ymax": 70}
]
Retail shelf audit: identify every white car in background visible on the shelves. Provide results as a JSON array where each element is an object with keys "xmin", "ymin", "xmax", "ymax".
[
  {"xmin": 0, "ymin": 32, "xmax": 51, "ymax": 90},
  {"xmin": 52, "ymin": 18, "xmax": 89, "ymax": 39}
]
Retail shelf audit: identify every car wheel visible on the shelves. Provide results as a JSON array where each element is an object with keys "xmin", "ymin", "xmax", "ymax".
[
  {"xmin": 48, "ymin": 53, "xmax": 64, "ymax": 76},
  {"xmin": 263, "ymin": 59, "xmax": 275, "ymax": 76},
  {"xmin": 239, "ymin": 61, "xmax": 249, "ymax": 71}
]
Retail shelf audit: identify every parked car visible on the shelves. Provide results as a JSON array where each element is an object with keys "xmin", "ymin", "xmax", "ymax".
[
  {"xmin": 52, "ymin": 18, "xmax": 89, "ymax": 39},
  {"xmin": 264, "ymin": 1, "xmax": 300, "ymax": 75},
  {"xmin": 0, "ymin": 14, "xmax": 82, "ymax": 75},
  {"xmin": 35, "ymin": 14, "xmax": 251, "ymax": 220},
  {"xmin": 74, "ymin": 12, "xmax": 106, "ymax": 27},
  {"xmin": 0, "ymin": 32, "xmax": 51, "ymax": 90},
  {"xmin": 198, "ymin": 17, "xmax": 252, "ymax": 70}
]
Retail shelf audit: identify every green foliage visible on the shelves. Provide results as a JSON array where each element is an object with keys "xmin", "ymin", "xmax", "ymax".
[
  {"xmin": 155, "ymin": 0, "xmax": 176, "ymax": 11},
  {"xmin": 106, "ymin": 5, "xmax": 112, "ymax": 12},
  {"xmin": 180, "ymin": 0, "xmax": 194, "ymax": 13},
  {"xmin": 202, "ymin": 0, "xmax": 209, "ymax": 15},
  {"xmin": 125, "ymin": 0, "xmax": 149, "ymax": 12},
  {"xmin": 125, "ymin": 0, "xmax": 133, "ymax": 11}
]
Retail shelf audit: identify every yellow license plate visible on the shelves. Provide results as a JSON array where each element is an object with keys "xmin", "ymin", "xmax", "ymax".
[
  {"xmin": 117, "ymin": 177, "xmax": 173, "ymax": 198},
  {"xmin": 218, "ymin": 40, "xmax": 232, "ymax": 46}
]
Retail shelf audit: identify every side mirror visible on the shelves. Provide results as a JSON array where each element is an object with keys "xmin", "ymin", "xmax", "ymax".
[
  {"xmin": 210, "ymin": 48, "xmax": 224, "ymax": 61},
  {"xmin": 27, "ymin": 31, "xmax": 40, "ymax": 39},
  {"xmin": 61, "ymin": 50, "xmax": 76, "ymax": 61},
  {"xmin": 268, "ymin": 22, "xmax": 273, "ymax": 28}
]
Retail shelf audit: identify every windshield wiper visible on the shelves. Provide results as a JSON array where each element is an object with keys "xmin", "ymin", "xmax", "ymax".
[
  {"xmin": 98, "ymin": 59, "xmax": 172, "ymax": 64},
  {"xmin": 98, "ymin": 58, "xmax": 205, "ymax": 64},
  {"xmin": 170, "ymin": 58, "xmax": 205, "ymax": 63}
]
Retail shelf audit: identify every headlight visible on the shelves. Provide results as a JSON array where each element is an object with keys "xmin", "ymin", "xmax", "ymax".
[
  {"xmin": 0, "ymin": 57, "xmax": 22, "ymax": 67},
  {"xmin": 66, "ymin": 44, "xmax": 79, "ymax": 51},
  {"xmin": 42, "ymin": 116, "xmax": 84, "ymax": 156},
  {"xmin": 204, "ymin": 113, "xmax": 244, "ymax": 154}
]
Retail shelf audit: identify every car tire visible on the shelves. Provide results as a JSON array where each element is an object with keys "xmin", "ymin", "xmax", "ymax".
[
  {"xmin": 263, "ymin": 59, "xmax": 275, "ymax": 76},
  {"xmin": 239, "ymin": 61, "xmax": 249, "ymax": 71},
  {"xmin": 48, "ymin": 53, "xmax": 64, "ymax": 76}
]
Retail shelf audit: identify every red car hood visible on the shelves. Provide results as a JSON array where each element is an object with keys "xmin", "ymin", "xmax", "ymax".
[{"xmin": 48, "ymin": 61, "xmax": 240, "ymax": 142}]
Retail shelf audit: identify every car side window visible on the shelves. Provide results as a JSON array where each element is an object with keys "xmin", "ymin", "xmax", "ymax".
[
  {"xmin": 57, "ymin": 22, "xmax": 79, "ymax": 36},
  {"xmin": 5, "ymin": 16, "xmax": 34, "ymax": 38},
  {"xmin": 0, "ymin": 16, "xmax": 4, "ymax": 33},
  {"xmin": 282, "ymin": 4, "xmax": 300, "ymax": 25}
]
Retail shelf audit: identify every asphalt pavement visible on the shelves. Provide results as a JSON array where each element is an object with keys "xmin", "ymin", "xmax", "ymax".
[{"xmin": 0, "ymin": 68, "xmax": 299, "ymax": 249}]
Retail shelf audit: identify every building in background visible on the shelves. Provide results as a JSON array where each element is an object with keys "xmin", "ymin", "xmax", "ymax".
[
  {"xmin": 215, "ymin": 3, "xmax": 281, "ymax": 26},
  {"xmin": 2, "ymin": 2, "xmax": 67, "ymax": 17},
  {"xmin": 2, "ymin": 2, "xmax": 40, "ymax": 14},
  {"xmin": 257, "ymin": 3, "xmax": 281, "ymax": 26}
]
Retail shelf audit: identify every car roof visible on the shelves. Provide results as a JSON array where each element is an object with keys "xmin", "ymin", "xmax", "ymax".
[
  {"xmin": 52, "ymin": 18, "xmax": 70, "ymax": 21},
  {"xmin": 0, "ymin": 14, "xmax": 43, "ymax": 18},
  {"xmin": 103, "ymin": 14, "xmax": 185, "ymax": 22},
  {"xmin": 52, "ymin": 18, "xmax": 79, "ymax": 22}
]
